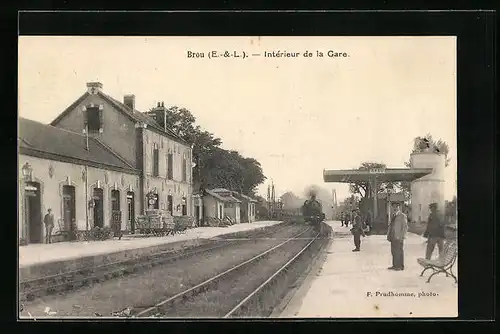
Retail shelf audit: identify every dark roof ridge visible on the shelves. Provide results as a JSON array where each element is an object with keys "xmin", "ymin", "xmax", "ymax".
[
  {"xmin": 50, "ymin": 92, "xmax": 90, "ymax": 125},
  {"xmin": 20, "ymin": 146, "xmax": 140, "ymax": 174},
  {"xmin": 91, "ymin": 137, "xmax": 136, "ymax": 169},
  {"xmin": 19, "ymin": 117, "xmax": 136, "ymax": 172},
  {"xmin": 23, "ymin": 117, "xmax": 92, "ymax": 138},
  {"xmin": 99, "ymin": 92, "xmax": 189, "ymax": 145}
]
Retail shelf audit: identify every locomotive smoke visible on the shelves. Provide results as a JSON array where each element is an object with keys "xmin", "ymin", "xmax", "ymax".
[{"xmin": 304, "ymin": 185, "xmax": 320, "ymax": 200}]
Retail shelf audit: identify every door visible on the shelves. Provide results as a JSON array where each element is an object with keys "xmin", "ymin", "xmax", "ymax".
[
  {"xmin": 25, "ymin": 182, "xmax": 42, "ymax": 244},
  {"xmin": 241, "ymin": 204, "xmax": 248, "ymax": 223},
  {"xmin": 201, "ymin": 205, "xmax": 205, "ymax": 226},
  {"xmin": 93, "ymin": 188, "xmax": 104, "ymax": 228},
  {"xmin": 62, "ymin": 185, "xmax": 76, "ymax": 240},
  {"xmin": 167, "ymin": 195, "xmax": 173, "ymax": 214},
  {"xmin": 194, "ymin": 205, "xmax": 200, "ymax": 224},
  {"xmin": 182, "ymin": 197, "xmax": 187, "ymax": 216},
  {"xmin": 127, "ymin": 192, "xmax": 135, "ymax": 233}
]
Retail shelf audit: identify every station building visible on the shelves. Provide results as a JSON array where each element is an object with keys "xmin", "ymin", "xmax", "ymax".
[
  {"xmin": 200, "ymin": 188, "xmax": 257, "ymax": 224},
  {"xmin": 19, "ymin": 82, "xmax": 194, "ymax": 245},
  {"xmin": 323, "ymin": 149, "xmax": 446, "ymax": 230}
]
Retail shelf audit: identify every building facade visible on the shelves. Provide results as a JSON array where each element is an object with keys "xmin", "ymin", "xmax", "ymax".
[
  {"xmin": 201, "ymin": 188, "xmax": 257, "ymax": 224},
  {"xmin": 50, "ymin": 82, "xmax": 194, "ymax": 221},
  {"xmin": 19, "ymin": 118, "xmax": 141, "ymax": 244},
  {"xmin": 19, "ymin": 82, "xmax": 194, "ymax": 244}
]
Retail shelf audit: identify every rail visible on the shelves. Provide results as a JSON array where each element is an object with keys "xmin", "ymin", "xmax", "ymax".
[
  {"xmin": 223, "ymin": 232, "xmax": 319, "ymax": 318},
  {"xmin": 135, "ymin": 227, "xmax": 313, "ymax": 317},
  {"xmin": 20, "ymin": 222, "xmax": 294, "ymax": 302}
]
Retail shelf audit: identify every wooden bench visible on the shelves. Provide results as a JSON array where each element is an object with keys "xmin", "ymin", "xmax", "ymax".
[{"xmin": 417, "ymin": 240, "xmax": 457, "ymax": 283}]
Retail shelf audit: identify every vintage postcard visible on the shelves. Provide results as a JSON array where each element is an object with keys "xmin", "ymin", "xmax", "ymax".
[{"xmin": 18, "ymin": 36, "xmax": 457, "ymax": 319}]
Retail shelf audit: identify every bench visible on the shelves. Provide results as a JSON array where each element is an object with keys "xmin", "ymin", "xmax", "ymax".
[{"xmin": 417, "ymin": 240, "xmax": 457, "ymax": 283}]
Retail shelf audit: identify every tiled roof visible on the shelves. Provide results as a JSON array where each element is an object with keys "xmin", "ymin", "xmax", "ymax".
[
  {"xmin": 19, "ymin": 117, "xmax": 138, "ymax": 172},
  {"xmin": 205, "ymin": 189, "xmax": 241, "ymax": 203},
  {"xmin": 98, "ymin": 92, "xmax": 187, "ymax": 144},
  {"xmin": 211, "ymin": 188, "xmax": 231, "ymax": 193},
  {"xmin": 232, "ymin": 192, "xmax": 258, "ymax": 202},
  {"xmin": 50, "ymin": 90, "xmax": 188, "ymax": 145}
]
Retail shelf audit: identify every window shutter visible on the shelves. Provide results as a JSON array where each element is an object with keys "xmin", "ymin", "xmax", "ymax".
[{"xmin": 98, "ymin": 108, "xmax": 104, "ymax": 133}]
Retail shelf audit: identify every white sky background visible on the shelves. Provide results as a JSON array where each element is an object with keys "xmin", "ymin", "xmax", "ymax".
[{"xmin": 18, "ymin": 36, "xmax": 457, "ymax": 201}]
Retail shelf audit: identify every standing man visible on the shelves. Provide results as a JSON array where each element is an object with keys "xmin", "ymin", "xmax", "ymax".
[
  {"xmin": 44, "ymin": 208, "xmax": 55, "ymax": 244},
  {"xmin": 387, "ymin": 203, "xmax": 408, "ymax": 270},
  {"xmin": 340, "ymin": 212, "xmax": 345, "ymax": 227},
  {"xmin": 351, "ymin": 209, "xmax": 365, "ymax": 252},
  {"xmin": 424, "ymin": 203, "xmax": 445, "ymax": 260}
]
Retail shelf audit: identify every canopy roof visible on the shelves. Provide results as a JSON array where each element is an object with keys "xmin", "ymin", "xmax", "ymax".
[{"xmin": 323, "ymin": 168, "xmax": 433, "ymax": 183}]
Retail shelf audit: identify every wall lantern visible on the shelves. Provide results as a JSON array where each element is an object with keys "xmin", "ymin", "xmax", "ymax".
[{"xmin": 21, "ymin": 162, "xmax": 33, "ymax": 181}]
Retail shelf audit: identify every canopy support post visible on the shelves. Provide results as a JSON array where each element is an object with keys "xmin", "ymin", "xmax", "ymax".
[{"xmin": 370, "ymin": 177, "xmax": 378, "ymax": 219}]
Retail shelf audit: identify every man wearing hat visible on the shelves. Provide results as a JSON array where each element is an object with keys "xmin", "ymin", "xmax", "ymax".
[
  {"xmin": 387, "ymin": 202, "xmax": 408, "ymax": 270},
  {"xmin": 424, "ymin": 203, "xmax": 445, "ymax": 260},
  {"xmin": 43, "ymin": 208, "xmax": 55, "ymax": 244},
  {"xmin": 350, "ymin": 209, "xmax": 365, "ymax": 252}
]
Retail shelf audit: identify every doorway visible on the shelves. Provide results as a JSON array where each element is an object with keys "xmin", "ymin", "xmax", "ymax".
[
  {"xmin": 241, "ymin": 205, "xmax": 248, "ymax": 223},
  {"xmin": 194, "ymin": 205, "xmax": 200, "ymax": 225},
  {"xmin": 62, "ymin": 185, "xmax": 76, "ymax": 240},
  {"xmin": 93, "ymin": 188, "xmax": 104, "ymax": 228},
  {"xmin": 182, "ymin": 197, "xmax": 187, "ymax": 216},
  {"xmin": 148, "ymin": 193, "xmax": 159, "ymax": 210},
  {"xmin": 127, "ymin": 192, "xmax": 135, "ymax": 233},
  {"xmin": 25, "ymin": 182, "xmax": 42, "ymax": 244},
  {"xmin": 111, "ymin": 189, "xmax": 121, "ymax": 236},
  {"xmin": 167, "ymin": 195, "xmax": 173, "ymax": 215}
]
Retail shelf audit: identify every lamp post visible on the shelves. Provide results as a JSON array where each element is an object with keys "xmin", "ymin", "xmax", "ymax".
[
  {"xmin": 21, "ymin": 163, "xmax": 33, "ymax": 244},
  {"xmin": 21, "ymin": 162, "xmax": 32, "ymax": 182}
]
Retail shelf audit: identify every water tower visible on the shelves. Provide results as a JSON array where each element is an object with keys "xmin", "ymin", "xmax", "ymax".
[{"xmin": 410, "ymin": 151, "xmax": 446, "ymax": 223}]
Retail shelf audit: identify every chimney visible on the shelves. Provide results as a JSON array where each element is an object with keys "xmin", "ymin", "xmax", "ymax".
[
  {"xmin": 124, "ymin": 94, "xmax": 135, "ymax": 111},
  {"xmin": 86, "ymin": 82, "xmax": 103, "ymax": 94}
]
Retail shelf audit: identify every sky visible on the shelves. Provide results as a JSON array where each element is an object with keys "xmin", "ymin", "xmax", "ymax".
[{"xmin": 18, "ymin": 36, "xmax": 457, "ymax": 201}]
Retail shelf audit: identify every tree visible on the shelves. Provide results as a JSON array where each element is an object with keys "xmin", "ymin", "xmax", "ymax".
[
  {"xmin": 398, "ymin": 134, "xmax": 452, "ymax": 200},
  {"xmin": 150, "ymin": 105, "xmax": 266, "ymax": 195},
  {"xmin": 348, "ymin": 162, "xmax": 397, "ymax": 200},
  {"xmin": 410, "ymin": 133, "xmax": 451, "ymax": 167},
  {"xmin": 280, "ymin": 191, "xmax": 304, "ymax": 210},
  {"xmin": 343, "ymin": 195, "xmax": 360, "ymax": 212}
]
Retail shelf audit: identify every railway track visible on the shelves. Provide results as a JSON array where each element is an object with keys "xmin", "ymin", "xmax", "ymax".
[
  {"xmin": 134, "ymin": 226, "xmax": 322, "ymax": 318},
  {"xmin": 19, "ymin": 222, "xmax": 296, "ymax": 302}
]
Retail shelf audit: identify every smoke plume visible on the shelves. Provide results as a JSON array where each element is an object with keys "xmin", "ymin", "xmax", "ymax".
[{"xmin": 304, "ymin": 185, "xmax": 320, "ymax": 199}]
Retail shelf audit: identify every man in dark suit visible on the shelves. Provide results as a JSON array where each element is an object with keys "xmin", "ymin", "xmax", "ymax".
[
  {"xmin": 351, "ymin": 209, "xmax": 365, "ymax": 252},
  {"xmin": 424, "ymin": 203, "xmax": 445, "ymax": 260},
  {"xmin": 43, "ymin": 208, "xmax": 55, "ymax": 244},
  {"xmin": 387, "ymin": 202, "xmax": 408, "ymax": 270}
]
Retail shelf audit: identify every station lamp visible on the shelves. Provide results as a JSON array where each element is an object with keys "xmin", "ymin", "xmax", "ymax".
[{"xmin": 21, "ymin": 162, "xmax": 32, "ymax": 181}]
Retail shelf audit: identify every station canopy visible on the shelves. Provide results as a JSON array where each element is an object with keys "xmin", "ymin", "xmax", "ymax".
[{"xmin": 323, "ymin": 168, "xmax": 433, "ymax": 183}]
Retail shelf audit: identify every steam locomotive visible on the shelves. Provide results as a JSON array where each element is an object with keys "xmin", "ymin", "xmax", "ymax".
[{"xmin": 302, "ymin": 197, "xmax": 325, "ymax": 231}]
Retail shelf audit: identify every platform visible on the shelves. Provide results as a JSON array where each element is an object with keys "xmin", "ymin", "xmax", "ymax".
[
  {"xmin": 277, "ymin": 221, "xmax": 458, "ymax": 318},
  {"xmin": 19, "ymin": 221, "xmax": 282, "ymax": 281}
]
